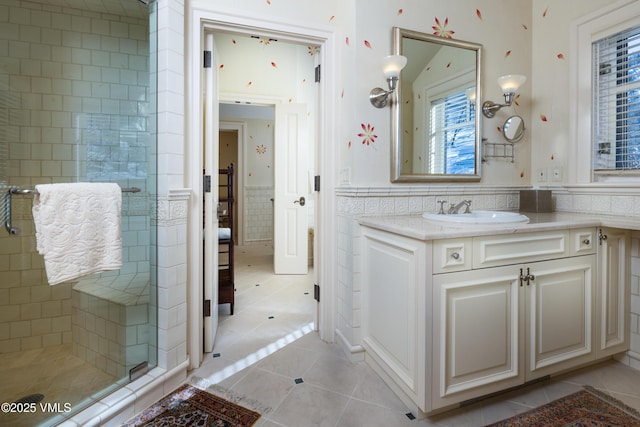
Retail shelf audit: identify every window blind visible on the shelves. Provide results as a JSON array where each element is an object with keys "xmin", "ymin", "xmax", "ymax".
[
  {"xmin": 593, "ymin": 25, "xmax": 640, "ymax": 172},
  {"xmin": 428, "ymin": 90, "xmax": 475, "ymax": 174}
]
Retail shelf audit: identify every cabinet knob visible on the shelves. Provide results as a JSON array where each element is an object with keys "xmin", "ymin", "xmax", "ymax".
[
  {"xmin": 582, "ymin": 238, "xmax": 590, "ymax": 245},
  {"xmin": 451, "ymin": 252, "xmax": 460, "ymax": 260}
]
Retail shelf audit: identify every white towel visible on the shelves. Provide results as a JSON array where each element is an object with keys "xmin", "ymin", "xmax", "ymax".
[{"xmin": 32, "ymin": 183, "xmax": 123, "ymax": 286}]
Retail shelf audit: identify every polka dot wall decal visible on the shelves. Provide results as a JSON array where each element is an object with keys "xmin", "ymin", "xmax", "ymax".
[
  {"xmin": 364, "ymin": 40, "xmax": 372, "ymax": 48},
  {"xmin": 346, "ymin": 37, "xmax": 350, "ymax": 46},
  {"xmin": 348, "ymin": 140, "xmax": 351, "ymax": 149},
  {"xmin": 540, "ymin": 114, "xmax": 548, "ymax": 122},
  {"xmin": 232, "ymin": 39, "xmax": 237, "ymax": 44},
  {"xmin": 329, "ymin": 15, "xmax": 335, "ymax": 22},
  {"xmin": 398, "ymin": 9, "xmax": 403, "ymax": 15},
  {"xmin": 522, "ymin": 24, "xmax": 528, "ymax": 30},
  {"xmin": 476, "ymin": 9, "xmax": 482, "ymax": 20},
  {"xmin": 557, "ymin": 53, "xmax": 565, "ymax": 59},
  {"xmin": 551, "ymin": 154, "xmax": 555, "ymax": 160},
  {"xmin": 505, "ymin": 50, "xmax": 511, "ymax": 59},
  {"xmin": 271, "ymin": 61, "xmax": 278, "ymax": 68},
  {"xmin": 543, "ymin": 7, "xmax": 548, "ymax": 17},
  {"xmin": 520, "ymin": 170, "xmax": 525, "ymax": 178},
  {"xmin": 219, "ymin": 64, "xmax": 224, "ymax": 70},
  {"xmin": 247, "ymin": 81, "xmax": 253, "ymax": 87}
]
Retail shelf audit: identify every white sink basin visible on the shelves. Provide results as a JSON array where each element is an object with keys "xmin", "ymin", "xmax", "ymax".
[{"xmin": 422, "ymin": 210, "xmax": 529, "ymax": 224}]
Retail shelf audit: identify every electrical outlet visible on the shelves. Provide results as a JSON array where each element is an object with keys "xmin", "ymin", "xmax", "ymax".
[
  {"xmin": 552, "ymin": 167, "xmax": 562, "ymax": 182},
  {"xmin": 339, "ymin": 168, "xmax": 351, "ymax": 185},
  {"xmin": 537, "ymin": 168, "xmax": 547, "ymax": 182}
]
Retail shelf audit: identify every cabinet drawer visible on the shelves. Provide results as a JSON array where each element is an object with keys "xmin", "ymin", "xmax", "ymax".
[
  {"xmin": 570, "ymin": 228, "xmax": 596, "ymax": 255},
  {"xmin": 434, "ymin": 238, "xmax": 472, "ymax": 273},
  {"xmin": 473, "ymin": 230, "xmax": 570, "ymax": 269}
]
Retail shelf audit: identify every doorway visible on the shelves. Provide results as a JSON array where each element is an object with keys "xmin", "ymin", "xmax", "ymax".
[
  {"xmin": 207, "ymin": 33, "xmax": 318, "ymax": 356},
  {"xmin": 188, "ymin": 11, "xmax": 337, "ymax": 370}
]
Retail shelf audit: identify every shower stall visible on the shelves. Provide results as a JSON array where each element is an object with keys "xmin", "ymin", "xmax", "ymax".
[{"xmin": 0, "ymin": 0, "xmax": 157, "ymax": 425}]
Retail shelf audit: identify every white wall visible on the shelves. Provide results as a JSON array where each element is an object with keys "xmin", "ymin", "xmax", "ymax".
[{"xmin": 530, "ymin": 0, "xmax": 620, "ymax": 185}]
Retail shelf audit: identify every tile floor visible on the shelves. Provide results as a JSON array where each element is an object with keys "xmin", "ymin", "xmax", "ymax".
[
  {"xmin": 184, "ymin": 244, "xmax": 640, "ymax": 427},
  {"xmin": 0, "ymin": 344, "xmax": 119, "ymax": 427}
]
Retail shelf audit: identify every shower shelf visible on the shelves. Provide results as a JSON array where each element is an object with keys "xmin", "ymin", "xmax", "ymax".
[{"xmin": 4, "ymin": 185, "xmax": 142, "ymax": 235}]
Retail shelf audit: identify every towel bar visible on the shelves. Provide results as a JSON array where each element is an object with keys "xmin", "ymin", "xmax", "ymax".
[
  {"xmin": 9, "ymin": 186, "xmax": 141, "ymax": 195},
  {"xmin": 4, "ymin": 185, "xmax": 142, "ymax": 235}
]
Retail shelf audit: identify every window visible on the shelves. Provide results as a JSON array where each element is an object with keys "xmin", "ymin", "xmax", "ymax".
[
  {"xmin": 428, "ymin": 88, "xmax": 476, "ymax": 174},
  {"xmin": 593, "ymin": 25, "xmax": 640, "ymax": 173}
]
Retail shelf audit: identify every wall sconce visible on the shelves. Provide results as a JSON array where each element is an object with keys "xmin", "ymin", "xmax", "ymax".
[
  {"xmin": 369, "ymin": 55, "xmax": 408, "ymax": 108},
  {"xmin": 481, "ymin": 74, "xmax": 526, "ymax": 118}
]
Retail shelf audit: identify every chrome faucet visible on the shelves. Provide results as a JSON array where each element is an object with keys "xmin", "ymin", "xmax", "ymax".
[{"xmin": 448, "ymin": 200, "xmax": 472, "ymax": 214}]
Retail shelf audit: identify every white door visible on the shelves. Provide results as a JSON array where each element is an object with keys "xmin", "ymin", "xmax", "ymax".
[
  {"xmin": 274, "ymin": 103, "xmax": 308, "ymax": 274},
  {"xmin": 203, "ymin": 33, "xmax": 219, "ymax": 352}
]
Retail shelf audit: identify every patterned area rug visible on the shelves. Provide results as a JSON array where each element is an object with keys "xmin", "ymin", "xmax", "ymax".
[
  {"xmin": 122, "ymin": 384, "xmax": 261, "ymax": 427},
  {"xmin": 486, "ymin": 386, "xmax": 640, "ymax": 426}
]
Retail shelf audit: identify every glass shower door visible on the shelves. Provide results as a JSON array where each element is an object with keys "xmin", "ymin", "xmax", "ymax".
[{"xmin": 0, "ymin": 0, "xmax": 157, "ymax": 425}]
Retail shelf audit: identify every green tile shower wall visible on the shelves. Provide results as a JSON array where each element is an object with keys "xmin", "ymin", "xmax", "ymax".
[{"xmin": 0, "ymin": 0, "xmax": 150, "ymax": 353}]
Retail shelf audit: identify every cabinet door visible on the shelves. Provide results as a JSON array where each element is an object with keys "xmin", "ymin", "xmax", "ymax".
[
  {"xmin": 525, "ymin": 255, "xmax": 596, "ymax": 380},
  {"xmin": 596, "ymin": 227, "xmax": 630, "ymax": 358},
  {"xmin": 432, "ymin": 266, "xmax": 523, "ymax": 408}
]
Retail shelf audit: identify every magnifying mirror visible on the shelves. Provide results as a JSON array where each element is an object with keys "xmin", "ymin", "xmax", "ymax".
[{"xmin": 503, "ymin": 115, "xmax": 525, "ymax": 142}]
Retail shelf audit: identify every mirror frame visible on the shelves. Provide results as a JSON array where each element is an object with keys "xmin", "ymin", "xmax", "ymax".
[{"xmin": 391, "ymin": 27, "xmax": 483, "ymax": 182}]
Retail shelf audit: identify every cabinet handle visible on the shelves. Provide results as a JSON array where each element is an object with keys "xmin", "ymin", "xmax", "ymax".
[
  {"xmin": 520, "ymin": 267, "xmax": 535, "ymax": 286},
  {"xmin": 598, "ymin": 229, "xmax": 608, "ymax": 245},
  {"xmin": 526, "ymin": 267, "xmax": 535, "ymax": 284},
  {"xmin": 451, "ymin": 252, "xmax": 460, "ymax": 260},
  {"xmin": 582, "ymin": 238, "xmax": 590, "ymax": 245}
]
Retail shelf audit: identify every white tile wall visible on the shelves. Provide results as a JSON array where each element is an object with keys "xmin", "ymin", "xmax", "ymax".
[
  {"xmin": 245, "ymin": 185, "xmax": 274, "ymax": 242},
  {"xmin": 629, "ymin": 231, "xmax": 640, "ymax": 369}
]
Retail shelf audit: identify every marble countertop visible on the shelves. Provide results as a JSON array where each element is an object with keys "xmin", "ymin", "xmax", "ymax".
[{"xmin": 358, "ymin": 211, "xmax": 640, "ymax": 240}]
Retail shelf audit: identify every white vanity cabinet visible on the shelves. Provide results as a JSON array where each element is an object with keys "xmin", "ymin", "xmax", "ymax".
[
  {"xmin": 361, "ymin": 223, "xmax": 628, "ymax": 416},
  {"xmin": 432, "ymin": 230, "xmax": 596, "ymax": 410}
]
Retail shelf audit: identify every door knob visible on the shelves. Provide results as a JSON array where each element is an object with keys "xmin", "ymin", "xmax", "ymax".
[{"xmin": 294, "ymin": 196, "xmax": 306, "ymax": 206}]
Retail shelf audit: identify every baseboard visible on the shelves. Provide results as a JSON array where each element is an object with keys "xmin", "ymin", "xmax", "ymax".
[
  {"xmin": 618, "ymin": 350, "xmax": 640, "ymax": 371},
  {"xmin": 335, "ymin": 328, "xmax": 365, "ymax": 362}
]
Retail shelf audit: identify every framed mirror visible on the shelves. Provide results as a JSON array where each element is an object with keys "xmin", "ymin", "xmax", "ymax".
[{"xmin": 391, "ymin": 27, "xmax": 483, "ymax": 182}]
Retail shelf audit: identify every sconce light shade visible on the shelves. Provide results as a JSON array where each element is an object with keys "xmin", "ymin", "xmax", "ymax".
[
  {"xmin": 482, "ymin": 74, "xmax": 526, "ymax": 118},
  {"xmin": 382, "ymin": 55, "xmax": 408, "ymax": 79},
  {"xmin": 370, "ymin": 55, "xmax": 408, "ymax": 108},
  {"xmin": 465, "ymin": 87, "xmax": 476, "ymax": 103},
  {"xmin": 497, "ymin": 74, "xmax": 526, "ymax": 94}
]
